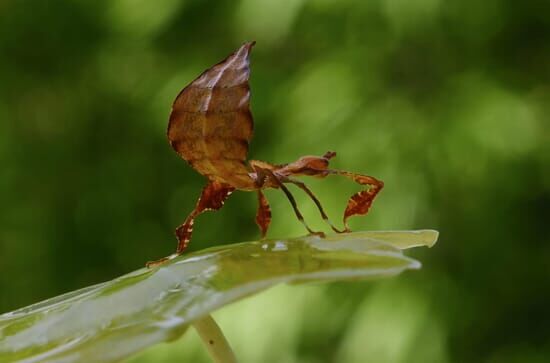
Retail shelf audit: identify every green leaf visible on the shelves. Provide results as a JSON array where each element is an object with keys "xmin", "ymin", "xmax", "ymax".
[{"xmin": 0, "ymin": 230, "xmax": 438, "ymax": 363}]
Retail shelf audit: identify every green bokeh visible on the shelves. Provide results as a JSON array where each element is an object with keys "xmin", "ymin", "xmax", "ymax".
[{"xmin": 0, "ymin": 0, "xmax": 548, "ymax": 362}]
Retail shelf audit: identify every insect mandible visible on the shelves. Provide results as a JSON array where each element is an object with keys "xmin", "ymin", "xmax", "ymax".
[{"xmin": 150, "ymin": 42, "xmax": 383, "ymax": 265}]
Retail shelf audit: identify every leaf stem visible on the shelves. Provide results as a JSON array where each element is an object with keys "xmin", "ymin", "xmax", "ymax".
[{"xmin": 192, "ymin": 314, "xmax": 238, "ymax": 363}]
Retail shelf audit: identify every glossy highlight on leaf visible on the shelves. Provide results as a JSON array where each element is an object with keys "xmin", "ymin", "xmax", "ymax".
[{"xmin": 0, "ymin": 230, "xmax": 437, "ymax": 363}]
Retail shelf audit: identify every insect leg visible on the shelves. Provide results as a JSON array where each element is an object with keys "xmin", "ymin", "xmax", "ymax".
[
  {"xmin": 256, "ymin": 190, "xmax": 272, "ymax": 238},
  {"xmin": 326, "ymin": 170, "xmax": 384, "ymax": 232},
  {"xmin": 282, "ymin": 177, "xmax": 346, "ymax": 233},
  {"xmin": 262, "ymin": 169, "xmax": 324, "ymax": 237},
  {"xmin": 175, "ymin": 181, "xmax": 235, "ymax": 254}
]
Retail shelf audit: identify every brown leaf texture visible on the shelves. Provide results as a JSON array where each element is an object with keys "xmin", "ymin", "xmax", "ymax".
[
  {"xmin": 341, "ymin": 174, "xmax": 384, "ymax": 231},
  {"xmin": 152, "ymin": 42, "xmax": 384, "ymax": 264},
  {"xmin": 255, "ymin": 190, "xmax": 271, "ymax": 238},
  {"xmin": 168, "ymin": 41, "xmax": 255, "ymax": 190}
]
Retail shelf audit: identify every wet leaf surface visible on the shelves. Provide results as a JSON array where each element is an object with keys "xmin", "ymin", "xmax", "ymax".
[{"xmin": 0, "ymin": 230, "xmax": 437, "ymax": 363}]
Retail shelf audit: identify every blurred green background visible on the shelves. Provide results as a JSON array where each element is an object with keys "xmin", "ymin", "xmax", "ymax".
[{"xmin": 1, "ymin": 0, "xmax": 549, "ymax": 362}]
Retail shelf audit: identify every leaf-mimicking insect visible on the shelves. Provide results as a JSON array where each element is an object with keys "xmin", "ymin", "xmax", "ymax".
[{"xmin": 150, "ymin": 42, "xmax": 383, "ymax": 265}]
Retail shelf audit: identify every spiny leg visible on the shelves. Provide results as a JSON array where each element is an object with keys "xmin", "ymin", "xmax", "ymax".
[
  {"xmin": 147, "ymin": 181, "xmax": 235, "ymax": 267},
  {"xmin": 262, "ymin": 169, "xmax": 324, "ymax": 237},
  {"xmin": 255, "ymin": 190, "xmax": 271, "ymax": 238},
  {"xmin": 283, "ymin": 177, "xmax": 345, "ymax": 233},
  {"xmin": 326, "ymin": 170, "xmax": 384, "ymax": 232},
  {"xmin": 175, "ymin": 181, "xmax": 235, "ymax": 253}
]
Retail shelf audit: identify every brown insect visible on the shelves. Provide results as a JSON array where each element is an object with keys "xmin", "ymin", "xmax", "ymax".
[{"xmin": 153, "ymin": 42, "xmax": 383, "ymax": 264}]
